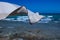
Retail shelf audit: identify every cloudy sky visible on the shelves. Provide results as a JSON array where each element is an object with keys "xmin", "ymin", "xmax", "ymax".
[{"xmin": 0, "ymin": 0, "xmax": 60, "ymax": 13}]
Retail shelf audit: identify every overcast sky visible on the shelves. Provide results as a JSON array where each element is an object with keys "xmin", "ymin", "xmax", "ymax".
[{"xmin": 0, "ymin": 0, "xmax": 60, "ymax": 13}]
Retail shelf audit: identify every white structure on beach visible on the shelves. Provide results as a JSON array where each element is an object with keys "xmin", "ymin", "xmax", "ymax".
[{"xmin": 0, "ymin": 2, "xmax": 45, "ymax": 24}]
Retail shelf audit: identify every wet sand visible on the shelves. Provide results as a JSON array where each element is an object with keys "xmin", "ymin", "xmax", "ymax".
[{"xmin": 0, "ymin": 20, "xmax": 60, "ymax": 40}]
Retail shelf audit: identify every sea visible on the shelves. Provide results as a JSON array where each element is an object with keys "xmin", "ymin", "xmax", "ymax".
[{"xmin": 0, "ymin": 14, "xmax": 60, "ymax": 40}]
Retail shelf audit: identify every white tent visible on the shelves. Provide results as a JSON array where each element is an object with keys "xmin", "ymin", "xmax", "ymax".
[{"xmin": 0, "ymin": 2, "xmax": 45, "ymax": 23}]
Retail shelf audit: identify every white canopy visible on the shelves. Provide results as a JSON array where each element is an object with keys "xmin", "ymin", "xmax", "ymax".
[
  {"xmin": 0, "ymin": 2, "xmax": 45, "ymax": 23},
  {"xmin": 28, "ymin": 10, "xmax": 44, "ymax": 23},
  {"xmin": 0, "ymin": 2, "xmax": 20, "ymax": 20}
]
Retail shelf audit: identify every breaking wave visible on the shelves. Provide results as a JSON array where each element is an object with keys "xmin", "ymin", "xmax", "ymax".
[{"xmin": 3, "ymin": 15, "xmax": 60, "ymax": 23}]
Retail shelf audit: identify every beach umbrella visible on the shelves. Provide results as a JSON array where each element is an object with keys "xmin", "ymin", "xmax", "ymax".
[{"xmin": 0, "ymin": 2, "xmax": 44, "ymax": 24}]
